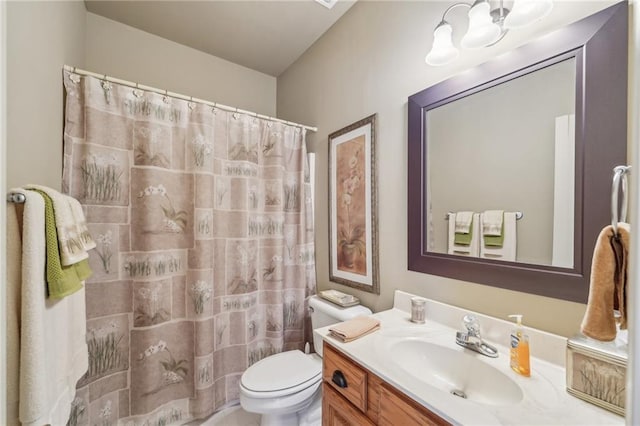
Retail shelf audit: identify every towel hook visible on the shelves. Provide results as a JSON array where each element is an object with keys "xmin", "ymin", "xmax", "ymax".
[{"xmin": 611, "ymin": 165, "xmax": 631, "ymax": 235}]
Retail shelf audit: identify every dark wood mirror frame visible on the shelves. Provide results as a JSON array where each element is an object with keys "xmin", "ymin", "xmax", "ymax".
[{"xmin": 407, "ymin": 2, "xmax": 627, "ymax": 303}]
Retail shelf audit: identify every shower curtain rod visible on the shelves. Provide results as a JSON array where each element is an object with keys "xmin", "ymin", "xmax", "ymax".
[{"xmin": 63, "ymin": 65, "xmax": 318, "ymax": 132}]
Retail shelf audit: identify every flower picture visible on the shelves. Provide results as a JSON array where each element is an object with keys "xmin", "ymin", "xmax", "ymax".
[
  {"xmin": 138, "ymin": 184, "xmax": 188, "ymax": 233},
  {"xmin": 328, "ymin": 114, "xmax": 379, "ymax": 294},
  {"xmin": 95, "ymin": 231, "xmax": 113, "ymax": 274},
  {"xmin": 138, "ymin": 340, "xmax": 189, "ymax": 396},
  {"xmin": 338, "ymin": 141, "xmax": 366, "ymax": 269}
]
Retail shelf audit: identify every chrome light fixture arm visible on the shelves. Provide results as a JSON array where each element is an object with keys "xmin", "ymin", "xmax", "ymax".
[
  {"xmin": 426, "ymin": 0, "xmax": 553, "ymax": 66},
  {"xmin": 439, "ymin": 0, "xmax": 510, "ymax": 29},
  {"xmin": 439, "ymin": 1, "xmax": 472, "ymax": 24}
]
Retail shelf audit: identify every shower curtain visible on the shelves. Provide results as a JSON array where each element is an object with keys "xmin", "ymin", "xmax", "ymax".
[{"xmin": 61, "ymin": 70, "xmax": 316, "ymax": 425}]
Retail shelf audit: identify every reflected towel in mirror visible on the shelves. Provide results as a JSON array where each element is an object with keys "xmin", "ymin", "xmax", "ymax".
[
  {"xmin": 482, "ymin": 210, "xmax": 504, "ymax": 236},
  {"xmin": 480, "ymin": 212, "xmax": 516, "ymax": 261},
  {"xmin": 448, "ymin": 213, "xmax": 480, "ymax": 256},
  {"xmin": 454, "ymin": 211, "xmax": 474, "ymax": 234}
]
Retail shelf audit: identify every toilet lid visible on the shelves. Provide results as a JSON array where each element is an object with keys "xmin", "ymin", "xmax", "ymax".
[{"xmin": 241, "ymin": 350, "xmax": 322, "ymax": 392}]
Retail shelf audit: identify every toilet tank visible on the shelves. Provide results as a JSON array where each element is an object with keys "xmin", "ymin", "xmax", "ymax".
[{"xmin": 308, "ymin": 295, "xmax": 372, "ymax": 357}]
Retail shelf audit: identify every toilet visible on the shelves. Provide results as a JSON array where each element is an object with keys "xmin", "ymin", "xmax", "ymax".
[{"xmin": 239, "ymin": 295, "xmax": 372, "ymax": 426}]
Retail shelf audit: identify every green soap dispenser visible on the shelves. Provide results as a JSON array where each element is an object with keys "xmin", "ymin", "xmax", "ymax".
[{"xmin": 508, "ymin": 314, "xmax": 530, "ymax": 377}]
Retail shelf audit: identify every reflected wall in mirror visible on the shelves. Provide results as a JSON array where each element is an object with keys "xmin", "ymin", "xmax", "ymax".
[
  {"xmin": 407, "ymin": 2, "xmax": 627, "ymax": 303},
  {"xmin": 426, "ymin": 58, "xmax": 576, "ymax": 268}
]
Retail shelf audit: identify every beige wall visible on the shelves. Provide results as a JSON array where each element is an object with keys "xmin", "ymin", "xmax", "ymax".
[
  {"xmin": 5, "ymin": 1, "xmax": 86, "ymax": 420},
  {"xmin": 277, "ymin": 0, "xmax": 618, "ymax": 337},
  {"xmin": 7, "ymin": 0, "xmax": 87, "ymax": 191},
  {"xmin": 3, "ymin": 3, "xmax": 277, "ymax": 421},
  {"xmin": 0, "ymin": 1, "xmax": 6, "ymax": 423},
  {"xmin": 6, "ymin": 6, "xmax": 277, "ymax": 192},
  {"xmin": 627, "ymin": 0, "xmax": 640, "ymax": 418},
  {"xmin": 85, "ymin": 13, "xmax": 276, "ymax": 117}
]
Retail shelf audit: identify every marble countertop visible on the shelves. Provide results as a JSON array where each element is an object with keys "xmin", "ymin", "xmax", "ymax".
[{"xmin": 314, "ymin": 291, "xmax": 623, "ymax": 425}]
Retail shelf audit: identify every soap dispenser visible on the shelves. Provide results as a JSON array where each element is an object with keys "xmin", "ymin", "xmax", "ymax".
[{"xmin": 508, "ymin": 314, "xmax": 530, "ymax": 377}]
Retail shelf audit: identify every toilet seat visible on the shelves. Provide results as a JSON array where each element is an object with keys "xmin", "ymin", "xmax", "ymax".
[{"xmin": 240, "ymin": 350, "xmax": 322, "ymax": 399}]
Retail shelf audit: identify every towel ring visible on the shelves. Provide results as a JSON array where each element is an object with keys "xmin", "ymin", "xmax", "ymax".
[{"xmin": 611, "ymin": 165, "xmax": 631, "ymax": 235}]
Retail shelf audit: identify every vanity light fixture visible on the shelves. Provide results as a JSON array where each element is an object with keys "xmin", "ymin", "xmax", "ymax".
[{"xmin": 425, "ymin": 0, "xmax": 553, "ymax": 66}]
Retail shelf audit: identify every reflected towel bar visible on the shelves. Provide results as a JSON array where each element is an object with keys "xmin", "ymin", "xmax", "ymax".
[{"xmin": 445, "ymin": 211, "xmax": 523, "ymax": 220}]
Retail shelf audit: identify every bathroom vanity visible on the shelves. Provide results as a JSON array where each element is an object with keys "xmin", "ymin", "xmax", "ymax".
[
  {"xmin": 316, "ymin": 291, "xmax": 623, "ymax": 425},
  {"xmin": 323, "ymin": 343, "xmax": 447, "ymax": 425}
]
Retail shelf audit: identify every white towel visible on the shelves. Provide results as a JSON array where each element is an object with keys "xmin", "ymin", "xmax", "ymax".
[
  {"xmin": 448, "ymin": 213, "xmax": 480, "ymax": 256},
  {"xmin": 454, "ymin": 211, "xmax": 474, "ymax": 234},
  {"xmin": 24, "ymin": 184, "xmax": 96, "ymax": 265},
  {"xmin": 482, "ymin": 210, "xmax": 504, "ymax": 236},
  {"xmin": 480, "ymin": 212, "xmax": 517, "ymax": 261},
  {"xmin": 8, "ymin": 189, "xmax": 89, "ymax": 426}
]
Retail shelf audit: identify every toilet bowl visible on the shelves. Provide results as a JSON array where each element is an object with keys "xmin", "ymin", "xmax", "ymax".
[
  {"xmin": 239, "ymin": 295, "xmax": 372, "ymax": 426},
  {"xmin": 239, "ymin": 350, "xmax": 322, "ymax": 426}
]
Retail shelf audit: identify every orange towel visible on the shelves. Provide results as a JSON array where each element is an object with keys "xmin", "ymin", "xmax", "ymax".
[
  {"xmin": 580, "ymin": 223, "xmax": 630, "ymax": 341},
  {"xmin": 328, "ymin": 316, "xmax": 381, "ymax": 343}
]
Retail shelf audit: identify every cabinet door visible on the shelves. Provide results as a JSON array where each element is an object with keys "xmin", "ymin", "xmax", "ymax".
[
  {"xmin": 323, "ymin": 342, "xmax": 368, "ymax": 412},
  {"xmin": 379, "ymin": 383, "xmax": 450, "ymax": 426},
  {"xmin": 323, "ymin": 383, "xmax": 375, "ymax": 426}
]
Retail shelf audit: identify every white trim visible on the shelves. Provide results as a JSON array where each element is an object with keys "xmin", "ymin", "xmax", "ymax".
[
  {"xmin": 0, "ymin": 0, "xmax": 8, "ymax": 422},
  {"xmin": 551, "ymin": 114, "xmax": 575, "ymax": 268},
  {"xmin": 626, "ymin": 1, "xmax": 640, "ymax": 424}
]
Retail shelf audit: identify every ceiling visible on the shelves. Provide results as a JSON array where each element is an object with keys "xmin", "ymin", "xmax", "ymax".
[{"xmin": 84, "ymin": 0, "xmax": 357, "ymax": 77}]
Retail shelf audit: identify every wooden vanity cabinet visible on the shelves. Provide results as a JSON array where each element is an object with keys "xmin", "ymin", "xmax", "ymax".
[
  {"xmin": 322, "ymin": 342, "xmax": 450, "ymax": 426},
  {"xmin": 323, "ymin": 384, "xmax": 375, "ymax": 426}
]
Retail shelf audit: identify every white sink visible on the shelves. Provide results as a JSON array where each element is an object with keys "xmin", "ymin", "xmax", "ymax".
[{"xmin": 385, "ymin": 338, "xmax": 523, "ymax": 407}]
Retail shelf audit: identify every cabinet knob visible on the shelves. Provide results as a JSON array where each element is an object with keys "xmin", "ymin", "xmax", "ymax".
[{"xmin": 332, "ymin": 370, "xmax": 348, "ymax": 388}]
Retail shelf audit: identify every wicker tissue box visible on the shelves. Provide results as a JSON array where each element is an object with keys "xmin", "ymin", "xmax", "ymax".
[{"xmin": 566, "ymin": 335, "xmax": 627, "ymax": 416}]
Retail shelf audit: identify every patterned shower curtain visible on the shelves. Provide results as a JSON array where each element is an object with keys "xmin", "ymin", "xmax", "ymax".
[{"xmin": 61, "ymin": 70, "xmax": 316, "ymax": 425}]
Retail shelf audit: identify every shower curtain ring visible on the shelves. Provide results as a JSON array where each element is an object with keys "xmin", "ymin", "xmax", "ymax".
[{"xmin": 69, "ymin": 67, "xmax": 81, "ymax": 83}]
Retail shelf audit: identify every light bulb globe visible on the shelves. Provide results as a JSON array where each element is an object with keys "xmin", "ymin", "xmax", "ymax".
[
  {"xmin": 461, "ymin": 1, "xmax": 502, "ymax": 49},
  {"xmin": 504, "ymin": 0, "xmax": 553, "ymax": 29},
  {"xmin": 425, "ymin": 23, "xmax": 459, "ymax": 66}
]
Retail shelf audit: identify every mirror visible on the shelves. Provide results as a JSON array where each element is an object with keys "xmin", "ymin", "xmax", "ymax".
[
  {"xmin": 407, "ymin": 2, "xmax": 628, "ymax": 303},
  {"xmin": 426, "ymin": 57, "xmax": 576, "ymax": 268}
]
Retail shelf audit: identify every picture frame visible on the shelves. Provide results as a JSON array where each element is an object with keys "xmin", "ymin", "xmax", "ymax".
[{"xmin": 328, "ymin": 114, "xmax": 379, "ymax": 294}]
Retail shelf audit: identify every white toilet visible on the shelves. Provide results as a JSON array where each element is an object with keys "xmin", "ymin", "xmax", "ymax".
[{"xmin": 239, "ymin": 295, "xmax": 372, "ymax": 426}]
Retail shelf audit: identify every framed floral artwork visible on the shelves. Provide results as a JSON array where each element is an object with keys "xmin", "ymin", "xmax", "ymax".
[{"xmin": 328, "ymin": 114, "xmax": 379, "ymax": 294}]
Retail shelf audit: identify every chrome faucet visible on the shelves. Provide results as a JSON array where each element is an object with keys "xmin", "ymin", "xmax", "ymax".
[{"xmin": 455, "ymin": 315, "xmax": 498, "ymax": 358}]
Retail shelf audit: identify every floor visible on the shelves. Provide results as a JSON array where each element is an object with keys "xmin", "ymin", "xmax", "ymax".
[{"xmin": 196, "ymin": 405, "xmax": 261, "ymax": 426}]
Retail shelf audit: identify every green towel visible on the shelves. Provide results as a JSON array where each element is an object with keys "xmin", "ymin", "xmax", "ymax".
[
  {"xmin": 29, "ymin": 189, "xmax": 91, "ymax": 298},
  {"xmin": 454, "ymin": 220, "xmax": 473, "ymax": 246},
  {"xmin": 483, "ymin": 214, "xmax": 505, "ymax": 247}
]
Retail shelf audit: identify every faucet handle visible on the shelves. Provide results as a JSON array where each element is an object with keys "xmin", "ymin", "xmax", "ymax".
[{"xmin": 463, "ymin": 314, "xmax": 480, "ymax": 335}]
